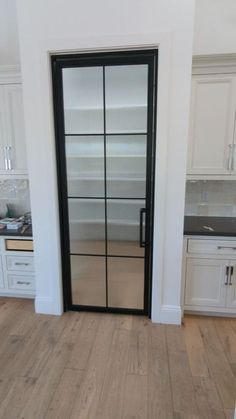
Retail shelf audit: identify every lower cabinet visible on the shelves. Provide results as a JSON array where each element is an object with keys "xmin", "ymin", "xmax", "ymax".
[
  {"xmin": 185, "ymin": 258, "xmax": 227, "ymax": 308},
  {"xmin": 226, "ymin": 265, "xmax": 236, "ymax": 308},
  {"xmin": 0, "ymin": 256, "xmax": 4, "ymax": 289},
  {"xmin": 183, "ymin": 238, "xmax": 236, "ymax": 314},
  {"xmin": 0, "ymin": 237, "xmax": 35, "ymax": 298}
]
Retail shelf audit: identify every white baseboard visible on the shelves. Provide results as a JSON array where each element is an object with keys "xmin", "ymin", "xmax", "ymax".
[
  {"xmin": 153, "ymin": 304, "xmax": 182, "ymax": 325},
  {"xmin": 35, "ymin": 296, "xmax": 63, "ymax": 315}
]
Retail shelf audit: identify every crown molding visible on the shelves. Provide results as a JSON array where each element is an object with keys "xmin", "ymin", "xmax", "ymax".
[
  {"xmin": 0, "ymin": 65, "xmax": 21, "ymax": 83},
  {"xmin": 192, "ymin": 54, "xmax": 236, "ymax": 75}
]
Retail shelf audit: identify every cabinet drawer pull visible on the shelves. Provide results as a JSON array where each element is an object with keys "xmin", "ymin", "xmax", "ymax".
[
  {"xmin": 16, "ymin": 281, "xmax": 31, "ymax": 285},
  {"xmin": 229, "ymin": 266, "xmax": 234, "ymax": 285},
  {"xmin": 15, "ymin": 262, "xmax": 30, "ymax": 266},
  {"xmin": 225, "ymin": 266, "xmax": 229, "ymax": 285},
  {"xmin": 217, "ymin": 246, "xmax": 236, "ymax": 250}
]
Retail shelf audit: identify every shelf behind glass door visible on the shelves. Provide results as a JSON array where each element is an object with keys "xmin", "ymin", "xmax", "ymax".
[
  {"xmin": 105, "ymin": 65, "xmax": 148, "ymax": 134},
  {"xmin": 68, "ymin": 198, "xmax": 106, "ymax": 255},
  {"xmin": 66, "ymin": 135, "xmax": 105, "ymax": 198},
  {"xmin": 63, "ymin": 67, "xmax": 104, "ymax": 134},
  {"xmin": 106, "ymin": 134, "xmax": 147, "ymax": 198}
]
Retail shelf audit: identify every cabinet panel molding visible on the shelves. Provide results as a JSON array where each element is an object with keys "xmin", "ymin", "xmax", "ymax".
[
  {"xmin": 187, "ymin": 75, "xmax": 236, "ymax": 176},
  {"xmin": 185, "ymin": 258, "xmax": 228, "ymax": 308}
]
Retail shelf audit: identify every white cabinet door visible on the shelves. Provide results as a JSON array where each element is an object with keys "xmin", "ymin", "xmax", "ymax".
[
  {"xmin": 226, "ymin": 265, "xmax": 236, "ymax": 308},
  {"xmin": 0, "ymin": 84, "xmax": 27, "ymax": 174},
  {"xmin": 4, "ymin": 84, "xmax": 27, "ymax": 173},
  {"xmin": 185, "ymin": 258, "xmax": 228, "ymax": 307},
  {"xmin": 0, "ymin": 86, "xmax": 8, "ymax": 170},
  {"xmin": 187, "ymin": 75, "xmax": 236, "ymax": 175},
  {"xmin": 0, "ymin": 256, "xmax": 4, "ymax": 289}
]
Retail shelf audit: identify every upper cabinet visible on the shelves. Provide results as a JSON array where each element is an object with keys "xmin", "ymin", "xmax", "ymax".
[
  {"xmin": 0, "ymin": 78, "xmax": 27, "ymax": 175},
  {"xmin": 187, "ymin": 74, "xmax": 236, "ymax": 176},
  {"xmin": 187, "ymin": 56, "xmax": 236, "ymax": 179}
]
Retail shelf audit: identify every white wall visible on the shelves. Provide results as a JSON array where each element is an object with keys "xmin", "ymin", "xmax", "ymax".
[
  {"xmin": 2, "ymin": 0, "xmax": 236, "ymax": 66},
  {"xmin": 194, "ymin": 0, "xmax": 236, "ymax": 55},
  {"xmin": 16, "ymin": 0, "xmax": 195, "ymax": 323},
  {"xmin": 0, "ymin": 0, "xmax": 20, "ymax": 65}
]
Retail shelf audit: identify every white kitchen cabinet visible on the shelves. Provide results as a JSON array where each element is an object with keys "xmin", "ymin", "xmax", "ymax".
[
  {"xmin": 0, "ymin": 236, "xmax": 35, "ymax": 298},
  {"xmin": 0, "ymin": 256, "xmax": 4, "ymax": 289},
  {"xmin": 0, "ymin": 83, "xmax": 27, "ymax": 175},
  {"xmin": 226, "ymin": 265, "xmax": 236, "ymax": 308},
  {"xmin": 187, "ymin": 75, "xmax": 236, "ymax": 176},
  {"xmin": 185, "ymin": 258, "xmax": 228, "ymax": 308},
  {"xmin": 183, "ymin": 237, "xmax": 236, "ymax": 315}
]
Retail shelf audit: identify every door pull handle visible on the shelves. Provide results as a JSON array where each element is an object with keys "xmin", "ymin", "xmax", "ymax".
[{"xmin": 139, "ymin": 208, "xmax": 146, "ymax": 248}]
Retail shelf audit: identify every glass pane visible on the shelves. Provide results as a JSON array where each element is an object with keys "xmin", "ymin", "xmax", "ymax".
[
  {"xmin": 63, "ymin": 67, "xmax": 104, "ymax": 134},
  {"xmin": 107, "ymin": 199, "xmax": 145, "ymax": 257},
  {"xmin": 66, "ymin": 135, "xmax": 104, "ymax": 197},
  {"xmin": 68, "ymin": 198, "xmax": 105, "ymax": 255},
  {"xmin": 107, "ymin": 257, "xmax": 144, "ymax": 309},
  {"xmin": 106, "ymin": 135, "xmax": 146, "ymax": 198},
  {"xmin": 71, "ymin": 255, "xmax": 106, "ymax": 306},
  {"xmin": 105, "ymin": 65, "xmax": 148, "ymax": 133}
]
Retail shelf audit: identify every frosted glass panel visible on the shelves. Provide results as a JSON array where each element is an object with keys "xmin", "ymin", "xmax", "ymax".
[
  {"xmin": 71, "ymin": 256, "xmax": 106, "ymax": 306},
  {"xmin": 107, "ymin": 257, "xmax": 144, "ymax": 309},
  {"xmin": 68, "ymin": 198, "xmax": 105, "ymax": 254},
  {"xmin": 63, "ymin": 67, "xmax": 104, "ymax": 134},
  {"xmin": 107, "ymin": 199, "xmax": 145, "ymax": 257},
  {"xmin": 105, "ymin": 65, "xmax": 148, "ymax": 133},
  {"xmin": 106, "ymin": 135, "xmax": 146, "ymax": 198},
  {"xmin": 66, "ymin": 135, "xmax": 104, "ymax": 197}
]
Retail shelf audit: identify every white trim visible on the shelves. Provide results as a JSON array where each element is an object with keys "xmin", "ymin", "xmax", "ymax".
[
  {"xmin": 184, "ymin": 308, "xmax": 236, "ymax": 317},
  {"xmin": 193, "ymin": 54, "xmax": 236, "ymax": 75},
  {"xmin": 0, "ymin": 291, "xmax": 34, "ymax": 299},
  {"xmin": 31, "ymin": 32, "xmax": 173, "ymax": 321},
  {"xmin": 187, "ymin": 174, "xmax": 236, "ymax": 181},
  {"xmin": 158, "ymin": 305, "xmax": 182, "ymax": 325},
  {"xmin": 0, "ymin": 65, "xmax": 21, "ymax": 84},
  {"xmin": 35, "ymin": 296, "xmax": 61, "ymax": 315}
]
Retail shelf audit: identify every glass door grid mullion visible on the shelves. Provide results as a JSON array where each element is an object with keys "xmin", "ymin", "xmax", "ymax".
[
  {"xmin": 65, "ymin": 132, "xmax": 148, "ymax": 136},
  {"xmin": 103, "ymin": 65, "xmax": 108, "ymax": 308}
]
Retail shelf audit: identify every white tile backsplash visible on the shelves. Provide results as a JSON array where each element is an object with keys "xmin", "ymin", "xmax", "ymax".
[
  {"xmin": 0, "ymin": 179, "xmax": 31, "ymax": 218},
  {"xmin": 185, "ymin": 180, "xmax": 236, "ymax": 217}
]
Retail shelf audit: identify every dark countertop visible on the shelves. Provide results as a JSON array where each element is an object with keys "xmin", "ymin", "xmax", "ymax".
[
  {"xmin": 0, "ymin": 225, "xmax": 33, "ymax": 238},
  {"xmin": 184, "ymin": 216, "xmax": 236, "ymax": 237}
]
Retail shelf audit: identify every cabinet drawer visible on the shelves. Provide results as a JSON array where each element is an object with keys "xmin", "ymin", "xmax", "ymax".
[
  {"xmin": 6, "ymin": 255, "xmax": 34, "ymax": 272},
  {"xmin": 188, "ymin": 239, "xmax": 236, "ymax": 255},
  {"xmin": 5, "ymin": 239, "xmax": 33, "ymax": 252},
  {"xmin": 7, "ymin": 274, "xmax": 35, "ymax": 291}
]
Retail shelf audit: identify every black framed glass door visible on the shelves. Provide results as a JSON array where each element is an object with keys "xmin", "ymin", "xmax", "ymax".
[{"xmin": 52, "ymin": 49, "xmax": 158, "ymax": 315}]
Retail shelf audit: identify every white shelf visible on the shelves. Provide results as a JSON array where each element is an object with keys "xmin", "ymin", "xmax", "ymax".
[
  {"xmin": 69, "ymin": 198, "xmax": 144, "ymax": 203},
  {"xmin": 67, "ymin": 154, "xmax": 146, "ymax": 159},
  {"xmin": 67, "ymin": 176, "xmax": 145, "ymax": 181},
  {"xmin": 70, "ymin": 219, "xmax": 139, "ymax": 226},
  {"xmin": 64, "ymin": 104, "xmax": 147, "ymax": 111}
]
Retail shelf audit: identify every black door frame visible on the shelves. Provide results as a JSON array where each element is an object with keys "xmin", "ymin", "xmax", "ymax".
[{"xmin": 51, "ymin": 49, "xmax": 158, "ymax": 316}]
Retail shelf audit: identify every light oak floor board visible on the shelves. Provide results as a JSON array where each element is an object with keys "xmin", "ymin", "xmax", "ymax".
[
  {"xmin": 183, "ymin": 316, "xmax": 210, "ymax": 378},
  {"xmin": 197, "ymin": 317, "xmax": 236, "ymax": 409},
  {"xmin": 215, "ymin": 318, "xmax": 236, "ymax": 364},
  {"xmin": 166, "ymin": 325, "xmax": 199, "ymax": 418},
  {"xmin": 148, "ymin": 323, "xmax": 174, "ymax": 419},
  {"xmin": 0, "ymin": 298, "xmax": 235, "ymax": 418}
]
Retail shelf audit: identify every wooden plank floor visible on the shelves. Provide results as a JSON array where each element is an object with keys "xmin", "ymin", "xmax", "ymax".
[{"xmin": 0, "ymin": 298, "xmax": 235, "ymax": 418}]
